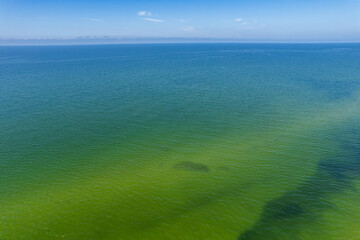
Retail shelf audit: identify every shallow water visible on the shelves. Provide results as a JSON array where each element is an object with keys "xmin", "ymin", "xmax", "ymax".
[{"xmin": 0, "ymin": 44, "xmax": 360, "ymax": 239}]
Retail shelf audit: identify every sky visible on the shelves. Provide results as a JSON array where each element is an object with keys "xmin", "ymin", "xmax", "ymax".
[{"xmin": 0, "ymin": 0, "xmax": 359, "ymax": 43}]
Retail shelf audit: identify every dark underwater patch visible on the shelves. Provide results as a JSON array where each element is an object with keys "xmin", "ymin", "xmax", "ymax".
[
  {"xmin": 264, "ymin": 201, "xmax": 304, "ymax": 220},
  {"xmin": 237, "ymin": 132, "xmax": 360, "ymax": 240},
  {"xmin": 173, "ymin": 161, "xmax": 209, "ymax": 172},
  {"xmin": 319, "ymin": 161, "xmax": 349, "ymax": 181}
]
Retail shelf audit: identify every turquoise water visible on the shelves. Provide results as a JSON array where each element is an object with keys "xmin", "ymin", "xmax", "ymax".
[{"xmin": 0, "ymin": 44, "xmax": 360, "ymax": 239}]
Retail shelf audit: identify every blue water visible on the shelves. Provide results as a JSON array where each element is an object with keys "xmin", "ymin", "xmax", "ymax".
[{"xmin": 1, "ymin": 44, "xmax": 360, "ymax": 239}]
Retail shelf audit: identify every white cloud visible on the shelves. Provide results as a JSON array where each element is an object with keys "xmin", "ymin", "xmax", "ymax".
[
  {"xmin": 144, "ymin": 18, "xmax": 164, "ymax": 22},
  {"xmin": 81, "ymin": 18, "xmax": 102, "ymax": 22},
  {"xmin": 138, "ymin": 11, "xmax": 152, "ymax": 16},
  {"xmin": 235, "ymin": 18, "xmax": 243, "ymax": 22},
  {"xmin": 182, "ymin": 26, "xmax": 195, "ymax": 32}
]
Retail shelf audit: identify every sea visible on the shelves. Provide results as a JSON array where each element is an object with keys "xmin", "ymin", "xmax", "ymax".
[{"xmin": 0, "ymin": 43, "xmax": 360, "ymax": 240}]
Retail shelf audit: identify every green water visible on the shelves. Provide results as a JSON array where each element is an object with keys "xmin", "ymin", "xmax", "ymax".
[{"xmin": 0, "ymin": 44, "xmax": 360, "ymax": 239}]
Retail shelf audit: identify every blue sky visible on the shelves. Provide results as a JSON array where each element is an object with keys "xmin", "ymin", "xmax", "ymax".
[{"xmin": 0, "ymin": 0, "xmax": 359, "ymax": 42}]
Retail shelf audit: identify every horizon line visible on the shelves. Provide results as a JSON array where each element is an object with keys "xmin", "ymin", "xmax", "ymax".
[{"xmin": 1, "ymin": 38, "xmax": 359, "ymax": 46}]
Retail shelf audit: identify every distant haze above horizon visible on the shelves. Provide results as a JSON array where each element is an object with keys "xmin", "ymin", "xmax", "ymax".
[{"xmin": 1, "ymin": 0, "xmax": 360, "ymax": 43}]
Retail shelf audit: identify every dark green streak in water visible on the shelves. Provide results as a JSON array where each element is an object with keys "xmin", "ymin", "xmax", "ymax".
[{"xmin": 239, "ymin": 128, "xmax": 360, "ymax": 240}]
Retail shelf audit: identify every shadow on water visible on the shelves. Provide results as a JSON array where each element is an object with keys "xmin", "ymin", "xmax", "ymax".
[
  {"xmin": 173, "ymin": 161, "xmax": 210, "ymax": 172},
  {"xmin": 238, "ymin": 129, "xmax": 360, "ymax": 240}
]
